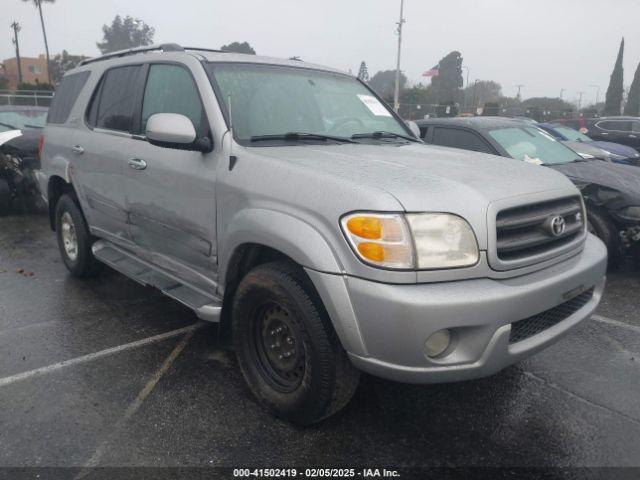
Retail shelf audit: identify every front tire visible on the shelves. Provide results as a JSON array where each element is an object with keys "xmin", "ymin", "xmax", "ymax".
[
  {"xmin": 232, "ymin": 261, "xmax": 360, "ymax": 425},
  {"xmin": 587, "ymin": 207, "xmax": 622, "ymax": 267},
  {"xmin": 55, "ymin": 194, "xmax": 103, "ymax": 278}
]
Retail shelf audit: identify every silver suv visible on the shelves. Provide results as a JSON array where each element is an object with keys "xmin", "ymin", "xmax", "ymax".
[{"xmin": 40, "ymin": 44, "xmax": 607, "ymax": 424}]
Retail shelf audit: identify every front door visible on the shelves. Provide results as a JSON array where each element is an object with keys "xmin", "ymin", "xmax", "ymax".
[{"xmin": 124, "ymin": 63, "xmax": 218, "ymax": 289}]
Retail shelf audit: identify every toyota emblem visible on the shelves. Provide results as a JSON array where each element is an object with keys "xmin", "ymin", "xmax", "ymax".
[{"xmin": 550, "ymin": 216, "xmax": 566, "ymax": 237}]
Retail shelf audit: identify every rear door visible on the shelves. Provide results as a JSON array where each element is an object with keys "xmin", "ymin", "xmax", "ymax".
[
  {"xmin": 124, "ymin": 62, "xmax": 218, "ymax": 287},
  {"xmin": 73, "ymin": 64, "xmax": 143, "ymax": 245}
]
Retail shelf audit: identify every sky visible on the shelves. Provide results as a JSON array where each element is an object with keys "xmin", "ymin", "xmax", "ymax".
[{"xmin": 3, "ymin": 0, "xmax": 640, "ymax": 105}]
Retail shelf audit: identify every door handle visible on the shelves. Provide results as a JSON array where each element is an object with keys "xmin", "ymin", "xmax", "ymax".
[
  {"xmin": 128, "ymin": 158, "xmax": 147, "ymax": 170},
  {"xmin": 629, "ymin": 135, "xmax": 637, "ymax": 139},
  {"xmin": 71, "ymin": 145, "xmax": 84, "ymax": 155}
]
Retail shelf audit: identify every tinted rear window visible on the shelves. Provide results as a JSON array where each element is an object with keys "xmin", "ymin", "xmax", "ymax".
[
  {"xmin": 90, "ymin": 65, "xmax": 142, "ymax": 132},
  {"xmin": 47, "ymin": 71, "xmax": 90, "ymax": 124},
  {"xmin": 432, "ymin": 127, "xmax": 493, "ymax": 153}
]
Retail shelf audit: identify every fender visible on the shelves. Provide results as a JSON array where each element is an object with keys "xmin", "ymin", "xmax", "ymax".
[
  {"xmin": 219, "ymin": 208, "xmax": 368, "ymax": 356},
  {"xmin": 219, "ymin": 208, "xmax": 344, "ymax": 280}
]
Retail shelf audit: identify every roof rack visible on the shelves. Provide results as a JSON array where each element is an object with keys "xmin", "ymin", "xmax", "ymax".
[{"xmin": 78, "ymin": 43, "xmax": 185, "ymax": 66}]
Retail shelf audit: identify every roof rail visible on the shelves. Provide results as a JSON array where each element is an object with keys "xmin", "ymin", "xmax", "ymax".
[
  {"xmin": 78, "ymin": 43, "xmax": 185, "ymax": 66},
  {"xmin": 183, "ymin": 47, "xmax": 223, "ymax": 54}
]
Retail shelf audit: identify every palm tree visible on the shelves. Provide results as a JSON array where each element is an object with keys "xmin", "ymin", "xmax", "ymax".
[{"xmin": 22, "ymin": 0, "xmax": 54, "ymax": 85}]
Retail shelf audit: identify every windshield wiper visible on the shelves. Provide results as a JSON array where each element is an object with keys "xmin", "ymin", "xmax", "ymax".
[
  {"xmin": 250, "ymin": 132, "xmax": 357, "ymax": 143},
  {"xmin": 351, "ymin": 131, "xmax": 421, "ymax": 143}
]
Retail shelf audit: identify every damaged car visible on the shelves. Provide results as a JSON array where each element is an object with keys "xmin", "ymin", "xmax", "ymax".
[
  {"xmin": 417, "ymin": 116, "xmax": 640, "ymax": 265},
  {"xmin": 0, "ymin": 106, "xmax": 48, "ymax": 214}
]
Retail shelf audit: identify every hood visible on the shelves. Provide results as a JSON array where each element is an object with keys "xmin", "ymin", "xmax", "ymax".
[
  {"xmin": 252, "ymin": 142, "xmax": 576, "ymax": 213},
  {"xmin": 562, "ymin": 140, "xmax": 609, "ymax": 160},
  {"xmin": 590, "ymin": 140, "xmax": 640, "ymax": 159},
  {"xmin": 548, "ymin": 159, "xmax": 640, "ymax": 209}
]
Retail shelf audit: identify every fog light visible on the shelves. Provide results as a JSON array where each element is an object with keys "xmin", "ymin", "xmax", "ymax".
[{"xmin": 424, "ymin": 329, "xmax": 451, "ymax": 358}]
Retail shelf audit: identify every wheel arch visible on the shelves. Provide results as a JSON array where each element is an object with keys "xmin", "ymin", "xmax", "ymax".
[{"xmin": 47, "ymin": 176, "xmax": 76, "ymax": 231}]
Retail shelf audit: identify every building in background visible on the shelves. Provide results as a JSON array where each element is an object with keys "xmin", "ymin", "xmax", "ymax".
[{"xmin": 0, "ymin": 55, "xmax": 49, "ymax": 89}]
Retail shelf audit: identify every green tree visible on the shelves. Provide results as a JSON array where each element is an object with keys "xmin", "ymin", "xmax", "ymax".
[
  {"xmin": 369, "ymin": 69, "xmax": 407, "ymax": 102},
  {"xmin": 399, "ymin": 84, "xmax": 435, "ymax": 119},
  {"xmin": 220, "ymin": 41, "xmax": 256, "ymax": 55},
  {"xmin": 431, "ymin": 51, "xmax": 463, "ymax": 104},
  {"xmin": 604, "ymin": 38, "xmax": 624, "ymax": 116},
  {"xmin": 357, "ymin": 61, "xmax": 369, "ymax": 82},
  {"xmin": 624, "ymin": 61, "xmax": 640, "ymax": 116},
  {"xmin": 465, "ymin": 80, "xmax": 502, "ymax": 107},
  {"xmin": 96, "ymin": 15, "xmax": 155, "ymax": 54},
  {"xmin": 22, "ymin": 0, "xmax": 54, "ymax": 84},
  {"xmin": 49, "ymin": 50, "xmax": 89, "ymax": 84},
  {"xmin": 520, "ymin": 97, "xmax": 574, "ymax": 121},
  {"xmin": 0, "ymin": 76, "xmax": 9, "ymax": 90}
]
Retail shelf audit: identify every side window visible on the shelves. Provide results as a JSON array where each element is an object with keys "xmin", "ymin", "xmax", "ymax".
[
  {"xmin": 47, "ymin": 71, "xmax": 90, "ymax": 124},
  {"xmin": 432, "ymin": 127, "xmax": 493, "ymax": 153},
  {"xmin": 597, "ymin": 120, "xmax": 632, "ymax": 132},
  {"xmin": 632, "ymin": 121, "xmax": 640, "ymax": 133},
  {"xmin": 90, "ymin": 65, "xmax": 142, "ymax": 132},
  {"xmin": 419, "ymin": 126, "xmax": 428, "ymax": 139},
  {"xmin": 141, "ymin": 64, "xmax": 205, "ymax": 136}
]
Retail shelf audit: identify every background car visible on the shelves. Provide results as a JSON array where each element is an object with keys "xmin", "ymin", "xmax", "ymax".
[
  {"xmin": 540, "ymin": 121, "xmax": 640, "ymax": 165},
  {"xmin": 554, "ymin": 116, "xmax": 640, "ymax": 151},
  {"xmin": 417, "ymin": 116, "xmax": 640, "ymax": 265},
  {"xmin": 0, "ymin": 106, "xmax": 48, "ymax": 214}
]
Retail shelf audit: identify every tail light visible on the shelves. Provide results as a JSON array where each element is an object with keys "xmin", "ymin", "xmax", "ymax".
[{"xmin": 38, "ymin": 135, "xmax": 44, "ymax": 162}]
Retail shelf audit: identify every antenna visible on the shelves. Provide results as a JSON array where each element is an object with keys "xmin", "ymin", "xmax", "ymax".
[
  {"xmin": 227, "ymin": 94, "xmax": 233, "ymax": 155},
  {"xmin": 227, "ymin": 94, "xmax": 238, "ymax": 170}
]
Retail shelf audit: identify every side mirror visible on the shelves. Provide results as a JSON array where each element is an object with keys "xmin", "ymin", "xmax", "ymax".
[
  {"xmin": 146, "ymin": 113, "xmax": 206, "ymax": 150},
  {"xmin": 406, "ymin": 120, "xmax": 421, "ymax": 139}
]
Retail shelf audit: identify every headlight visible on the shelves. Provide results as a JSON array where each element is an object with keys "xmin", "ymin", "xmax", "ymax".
[
  {"xmin": 619, "ymin": 206, "xmax": 640, "ymax": 220},
  {"xmin": 341, "ymin": 212, "xmax": 479, "ymax": 270}
]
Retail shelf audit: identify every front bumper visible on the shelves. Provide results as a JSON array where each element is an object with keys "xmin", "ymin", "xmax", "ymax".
[{"xmin": 308, "ymin": 234, "xmax": 607, "ymax": 384}]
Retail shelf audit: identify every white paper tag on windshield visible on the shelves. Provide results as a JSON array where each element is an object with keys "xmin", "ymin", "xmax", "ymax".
[
  {"xmin": 523, "ymin": 154, "xmax": 543, "ymax": 165},
  {"xmin": 357, "ymin": 95, "xmax": 392, "ymax": 117}
]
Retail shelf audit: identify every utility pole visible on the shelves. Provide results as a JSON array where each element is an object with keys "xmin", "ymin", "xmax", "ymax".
[
  {"xmin": 393, "ymin": 0, "xmax": 406, "ymax": 113},
  {"xmin": 560, "ymin": 88, "xmax": 566, "ymax": 100},
  {"xmin": 516, "ymin": 84, "xmax": 525, "ymax": 101},
  {"xmin": 577, "ymin": 91, "xmax": 585, "ymax": 111},
  {"xmin": 11, "ymin": 21, "xmax": 23, "ymax": 86}
]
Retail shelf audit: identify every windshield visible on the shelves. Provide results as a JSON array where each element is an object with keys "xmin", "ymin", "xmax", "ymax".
[
  {"xmin": 0, "ymin": 109, "xmax": 47, "ymax": 132},
  {"xmin": 488, "ymin": 126, "xmax": 580, "ymax": 165},
  {"xmin": 205, "ymin": 63, "xmax": 408, "ymax": 143},
  {"xmin": 553, "ymin": 125, "xmax": 592, "ymax": 142}
]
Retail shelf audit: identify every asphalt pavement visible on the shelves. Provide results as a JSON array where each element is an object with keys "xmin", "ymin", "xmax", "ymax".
[{"xmin": 0, "ymin": 212, "xmax": 639, "ymax": 478}]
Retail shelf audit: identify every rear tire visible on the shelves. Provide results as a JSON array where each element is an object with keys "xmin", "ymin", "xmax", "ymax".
[
  {"xmin": 587, "ymin": 207, "xmax": 622, "ymax": 267},
  {"xmin": 55, "ymin": 194, "xmax": 103, "ymax": 278},
  {"xmin": 232, "ymin": 261, "xmax": 360, "ymax": 425}
]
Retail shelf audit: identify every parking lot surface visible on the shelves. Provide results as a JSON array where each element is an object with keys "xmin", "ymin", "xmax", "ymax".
[{"xmin": 1, "ymin": 212, "xmax": 639, "ymax": 474}]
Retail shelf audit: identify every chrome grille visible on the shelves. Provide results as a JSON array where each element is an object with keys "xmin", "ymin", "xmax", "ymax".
[
  {"xmin": 509, "ymin": 287, "xmax": 595, "ymax": 344},
  {"xmin": 496, "ymin": 196, "xmax": 584, "ymax": 262}
]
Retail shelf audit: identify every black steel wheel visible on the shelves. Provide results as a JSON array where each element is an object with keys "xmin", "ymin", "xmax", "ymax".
[{"xmin": 232, "ymin": 261, "xmax": 360, "ymax": 425}]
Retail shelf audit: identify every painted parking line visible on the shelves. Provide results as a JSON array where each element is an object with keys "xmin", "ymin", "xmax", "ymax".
[
  {"xmin": 0, "ymin": 323, "xmax": 205, "ymax": 388},
  {"xmin": 75, "ymin": 327, "xmax": 197, "ymax": 476},
  {"xmin": 592, "ymin": 314, "xmax": 640, "ymax": 334}
]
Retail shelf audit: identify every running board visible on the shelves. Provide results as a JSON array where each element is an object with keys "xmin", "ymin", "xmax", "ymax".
[{"xmin": 92, "ymin": 240, "xmax": 222, "ymax": 322}]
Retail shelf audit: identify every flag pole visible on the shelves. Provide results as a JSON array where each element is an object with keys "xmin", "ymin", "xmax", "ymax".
[{"xmin": 393, "ymin": 0, "xmax": 405, "ymax": 113}]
